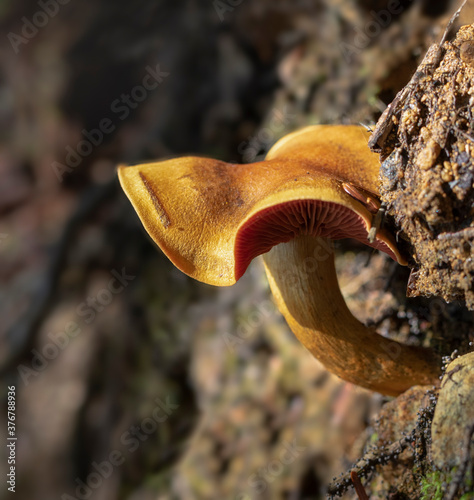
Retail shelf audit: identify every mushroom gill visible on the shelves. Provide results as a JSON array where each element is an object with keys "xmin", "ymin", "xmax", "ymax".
[
  {"xmin": 118, "ymin": 124, "xmax": 441, "ymax": 396},
  {"xmin": 234, "ymin": 199, "xmax": 398, "ymax": 282}
]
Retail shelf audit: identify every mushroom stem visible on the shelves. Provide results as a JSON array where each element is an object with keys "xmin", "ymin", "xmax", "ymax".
[{"xmin": 263, "ymin": 235, "xmax": 441, "ymax": 396}]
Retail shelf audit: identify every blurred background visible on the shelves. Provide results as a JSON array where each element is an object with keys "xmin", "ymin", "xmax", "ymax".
[{"xmin": 1, "ymin": 1, "xmax": 473, "ymax": 499}]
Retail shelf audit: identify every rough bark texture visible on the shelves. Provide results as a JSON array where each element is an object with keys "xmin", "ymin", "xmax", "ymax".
[
  {"xmin": 375, "ymin": 24, "xmax": 474, "ymax": 309},
  {"xmin": 431, "ymin": 351, "xmax": 474, "ymax": 470}
]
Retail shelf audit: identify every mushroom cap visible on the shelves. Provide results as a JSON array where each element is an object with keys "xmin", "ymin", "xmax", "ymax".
[{"xmin": 118, "ymin": 125, "xmax": 405, "ymax": 286}]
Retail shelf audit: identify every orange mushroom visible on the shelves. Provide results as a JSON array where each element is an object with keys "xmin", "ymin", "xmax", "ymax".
[{"xmin": 118, "ymin": 125, "xmax": 441, "ymax": 396}]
